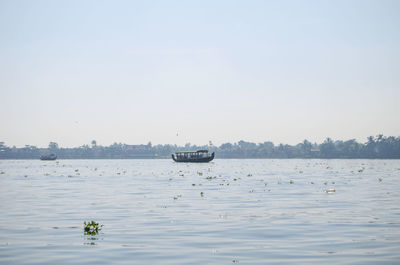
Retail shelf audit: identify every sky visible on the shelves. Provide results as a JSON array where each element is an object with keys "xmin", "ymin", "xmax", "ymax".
[{"xmin": 0, "ymin": 0, "xmax": 399, "ymax": 147}]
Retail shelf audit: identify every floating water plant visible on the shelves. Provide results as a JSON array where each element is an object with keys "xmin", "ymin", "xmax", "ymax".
[
  {"xmin": 379, "ymin": 178, "xmax": 383, "ymax": 182},
  {"xmin": 84, "ymin": 221, "xmax": 103, "ymax": 235},
  {"xmin": 289, "ymin": 180, "xmax": 294, "ymax": 184},
  {"xmin": 173, "ymin": 195, "xmax": 182, "ymax": 200},
  {"xmin": 197, "ymin": 172, "xmax": 203, "ymax": 176},
  {"xmin": 200, "ymin": 192, "xmax": 204, "ymax": 197},
  {"xmin": 325, "ymin": 189, "xmax": 336, "ymax": 193}
]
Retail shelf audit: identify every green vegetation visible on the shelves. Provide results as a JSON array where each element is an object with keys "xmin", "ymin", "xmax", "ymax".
[
  {"xmin": 84, "ymin": 221, "xmax": 103, "ymax": 235},
  {"xmin": 1, "ymin": 134, "xmax": 399, "ymax": 159}
]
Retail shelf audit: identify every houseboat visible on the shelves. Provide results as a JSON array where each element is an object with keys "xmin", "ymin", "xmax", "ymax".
[
  {"xmin": 40, "ymin": 154, "xmax": 57, "ymax": 161},
  {"xmin": 172, "ymin": 150, "xmax": 214, "ymax": 163}
]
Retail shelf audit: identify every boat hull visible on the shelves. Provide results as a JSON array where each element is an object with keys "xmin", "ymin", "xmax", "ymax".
[{"xmin": 172, "ymin": 152, "xmax": 214, "ymax": 163}]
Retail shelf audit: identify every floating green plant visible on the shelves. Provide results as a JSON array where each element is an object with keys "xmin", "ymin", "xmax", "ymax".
[
  {"xmin": 84, "ymin": 221, "xmax": 103, "ymax": 235},
  {"xmin": 197, "ymin": 172, "xmax": 203, "ymax": 176},
  {"xmin": 379, "ymin": 178, "xmax": 383, "ymax": 182},
  {"xmin": 289, "ymin": 180, "xmax": 293, "ymax": 184},
  {"xmin": 200, "ymin": 192, "xmax": 204, "ymax": 197},
  {"xmin": 325, "ymin": 189, "xmax": 336, "ymax": 193}
]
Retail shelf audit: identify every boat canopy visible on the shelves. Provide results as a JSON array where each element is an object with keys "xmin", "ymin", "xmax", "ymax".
[{"xmin": 175, "ymin": 150, "xmax": 208, "ymax": 154}]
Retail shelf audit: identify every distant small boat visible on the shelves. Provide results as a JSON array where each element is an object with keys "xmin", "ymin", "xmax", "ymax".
[
  {"xmin": 172, "ymin": 150, "xmax": 214, "ymax": 163},
  {"xmin": 40, "ymin": 154, "xmax": 57, "ymax": 161}
]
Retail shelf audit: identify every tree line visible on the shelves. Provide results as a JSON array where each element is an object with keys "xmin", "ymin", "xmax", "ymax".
[{"xmin": 0, "ymin": 135, "xmax": 399, "ymax": 159}]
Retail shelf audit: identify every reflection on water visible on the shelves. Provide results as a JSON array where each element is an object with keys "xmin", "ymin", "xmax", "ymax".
[{"xmin": 0, "ymin": 159, "xmax": 400, "ymax": 264}]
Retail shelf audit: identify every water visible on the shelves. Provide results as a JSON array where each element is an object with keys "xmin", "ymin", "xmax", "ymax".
[{"xmin": 0, "ymin": 159, "xmax": 399, "ymax": 264}]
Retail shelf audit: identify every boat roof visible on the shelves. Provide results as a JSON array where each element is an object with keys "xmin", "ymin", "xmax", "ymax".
[{"xmin": 175, "ymin": 150, "xmax": 209, "ymax": 154}]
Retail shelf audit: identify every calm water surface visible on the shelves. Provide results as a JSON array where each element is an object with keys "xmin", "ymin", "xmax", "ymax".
[{"xmin": 0, "ymin": 159, "xmax": 399, "ymax": 264}]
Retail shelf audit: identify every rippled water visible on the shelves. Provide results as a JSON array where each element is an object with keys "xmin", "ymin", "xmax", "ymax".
[{"xmin": 0, "ymin": 159, "xmax": 399, "ymax": 264}]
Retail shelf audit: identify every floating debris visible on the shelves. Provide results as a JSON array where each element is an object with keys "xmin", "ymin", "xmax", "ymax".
[
  {"xmin": 200, "ymin": 192, "xmax": 204, "ymax": 197},
  {"xmin": 173, "ymin": 195, "xmax": 182, "ymax": 200},
  {"xmin": 247, "ymin": 174, "xmax": 252, "ymax": 177},
  {"xmin": 197, "ymin": 172, "xmax": 203, "ymax": 176},
  {"xmin": 84, "ymin": 221, "xmax": 103, "ymax": 235},
  {"xmin": 325, "ymin": 189, "xmax": 336, "ymax": 193},
  {"xmin": 289, "ymin": 180, "xmax": 294, "ymax": 184},
  {"xmin": 378, "ymin": 178, "xmax": 383, "ymax": 182}
]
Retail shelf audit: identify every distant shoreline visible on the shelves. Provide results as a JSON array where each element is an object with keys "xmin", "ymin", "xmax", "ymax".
[
  {"xmin": 1, "ymin": 157, "xmax": 400, "ymax": 160},
  {"xmin": 1, "ymin": 135, "xmax": 399, "ymax": 159}
]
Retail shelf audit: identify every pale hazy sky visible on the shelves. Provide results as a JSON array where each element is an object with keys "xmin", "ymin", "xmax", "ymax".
[{"xmin": 1, "ymin": 0, "xmax": 399, "ymax": 147}]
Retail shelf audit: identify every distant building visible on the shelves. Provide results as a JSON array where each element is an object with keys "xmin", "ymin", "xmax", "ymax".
[{"xmin": 124, "ymin": 144, "xmax": 151, "ymax": 151}]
